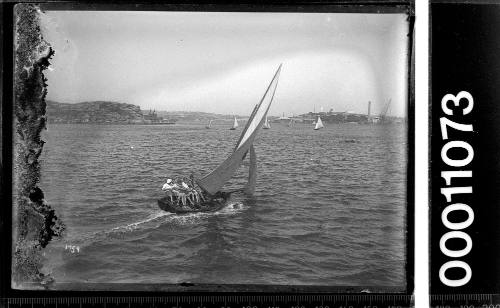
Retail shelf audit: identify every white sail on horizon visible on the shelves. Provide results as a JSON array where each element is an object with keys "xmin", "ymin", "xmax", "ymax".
[
  {"xmin": 263, "ymin": 116, "xmax": 271, "ymax": 129},
  {"xmin": 314, "ymin": 116, "xmax": 324, "ymax": 130}
]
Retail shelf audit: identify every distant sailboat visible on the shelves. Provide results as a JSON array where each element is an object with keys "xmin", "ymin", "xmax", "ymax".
[
  {"xmin": 288, "ymin": 119, "xmax": 293, "ymax": 127},
  {"xmin": 263, "ymin": 116, "xmax": 271, "ymax": 129},
  {"xmin": 205, "ymin": 119, "xmax": 213, "ymax": 129},
  {"xmin": 314, "ymin": 116, "xmax": 324, "ymax": 130},
  {"xmin": 230, "ymin": 117, "xmax": 239, "ymax": 130}
]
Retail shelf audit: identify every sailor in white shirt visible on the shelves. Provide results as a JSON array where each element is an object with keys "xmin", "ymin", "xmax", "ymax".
[
  {"xmin": 162, "ymin": 178, "xmax": 203, "ymax": 206},
  {"xmin": 162, "ymin": 179, "xmax": 178, "ymax": 202}
]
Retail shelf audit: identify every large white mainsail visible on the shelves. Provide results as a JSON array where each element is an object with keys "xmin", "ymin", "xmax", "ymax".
[{"xmin": 197, "ymin": 64, "xmax": 282, "ymax": 195}]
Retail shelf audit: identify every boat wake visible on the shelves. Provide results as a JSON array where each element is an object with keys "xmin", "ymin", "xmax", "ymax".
[
  {"xmin": 106, "ymin": 201, "xmax": 245, "ymax": 233},
  {"xmin": 109, "ymin": 210, "xmax": 171, "ymax": 233},
  {"xmin": 54, "ymin": 201, "xmax": 247, "ymax": 255}
]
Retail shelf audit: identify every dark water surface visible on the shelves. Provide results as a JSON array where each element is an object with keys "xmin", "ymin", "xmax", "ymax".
[{"xmin": 39, "ymin": 123, "xmax": 407, "ymax": 288}]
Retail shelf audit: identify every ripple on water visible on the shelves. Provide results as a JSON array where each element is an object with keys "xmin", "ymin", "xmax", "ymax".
[{"xmin": 40, "ymin": 123, "xmax": 407, "ymax": 288}]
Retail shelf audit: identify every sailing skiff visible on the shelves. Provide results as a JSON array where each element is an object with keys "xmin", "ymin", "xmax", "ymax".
[
  {"xmin": 263, "ymin": 116, "xmax": 271, "ymax": 129},
  {"xmin": 229, "ymin": 117, "xmax": 239, "ymax": 130},
  {"xmin": 205, "ymin": 119, "xmax": 212, "ymax": 129},
  {"xmin": 158, "ymin": 64, "xmax": 282, "ymax": 214},
  {"xmin": 314, "ymin": 116, "xmax": 324, "ymax": 130}
]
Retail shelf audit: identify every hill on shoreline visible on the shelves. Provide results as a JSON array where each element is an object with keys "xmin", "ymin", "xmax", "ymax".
[
  {"xmin": 45, "ymin": 101, "xmax": 241, "ymax": 124},
  {"xmin": 46, "ymin": 100, "xmax": 145, "ymax": 124}
]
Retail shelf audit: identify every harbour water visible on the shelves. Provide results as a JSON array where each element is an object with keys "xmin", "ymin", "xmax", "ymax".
[{"xmin": 39, "ymin": 122, "xmax": 407, "ymax": 288}]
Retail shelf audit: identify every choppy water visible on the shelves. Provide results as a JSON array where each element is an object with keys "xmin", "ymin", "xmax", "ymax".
[{"xmin": 39, "ymin": 122, "xmax": 407, "ymax": 288}]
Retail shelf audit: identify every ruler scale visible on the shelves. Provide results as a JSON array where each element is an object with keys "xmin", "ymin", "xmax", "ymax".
[
  {"xmin": 430, "ymin": 294, "xmax": 500, "ymax": 307},
  {"xmin": 2, "ymin": 295, "xmax": 413, "ymax": 308}
]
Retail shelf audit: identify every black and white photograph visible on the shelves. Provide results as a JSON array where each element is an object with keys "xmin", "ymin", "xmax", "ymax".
[{"xmin": 11, "ymin": 5, "xmax": 411, "ymax": 292}]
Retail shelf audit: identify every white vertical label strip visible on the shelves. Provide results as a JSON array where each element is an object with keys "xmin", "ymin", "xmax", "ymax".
[{"xmin": 416, "ymin": 0, "xmax": 430, "ymax": 307}]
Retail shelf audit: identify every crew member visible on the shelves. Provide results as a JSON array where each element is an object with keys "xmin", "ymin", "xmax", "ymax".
[{"xmin": 161, "ymin": 179, "xmax": 177, "ymax": 202}]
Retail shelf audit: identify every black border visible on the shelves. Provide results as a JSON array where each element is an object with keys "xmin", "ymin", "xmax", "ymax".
[
  {"xmin": 430, "ymin": 0, "xmax": 500, "ymax": 296},
  {"xmin": 0, "ymin": 0, "xmax": 15, "ymax": 300},
  {"xmin": 1, "ymin": 0, "xmax": 415, "ymax": 301}
]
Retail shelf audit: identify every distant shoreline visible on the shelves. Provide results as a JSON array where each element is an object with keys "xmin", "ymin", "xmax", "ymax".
[
  {"xmin": 45, "ymin": 121, "xmax": 405, "ymax": 126},
  {"xmin": 45, "ymin": 121, "xmax": 236, "ymax": 125},
  {"xmin": 46, "ymin": 100, "xmax": 406, "ymax": 125}
]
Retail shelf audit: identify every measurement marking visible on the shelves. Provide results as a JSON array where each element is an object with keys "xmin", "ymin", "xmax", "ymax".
[{"xmin": 5, "ymin": 294, "xmax": 416, "ymax": 307}]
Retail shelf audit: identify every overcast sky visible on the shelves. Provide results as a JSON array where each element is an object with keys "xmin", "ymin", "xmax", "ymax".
[{"xmin": 41, "ymin": 11, "xmax": 409, "ymax": 117}]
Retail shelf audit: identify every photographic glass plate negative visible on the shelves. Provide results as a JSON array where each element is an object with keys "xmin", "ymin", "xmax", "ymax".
[{"xmin": 1, "ymin": 1, "xmax": 414, "ymax": 307}]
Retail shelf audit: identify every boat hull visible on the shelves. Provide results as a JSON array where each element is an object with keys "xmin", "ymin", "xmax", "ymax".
[{"xmin": 157, "ymin": 193, "xmax": 230, "ymax": 214}]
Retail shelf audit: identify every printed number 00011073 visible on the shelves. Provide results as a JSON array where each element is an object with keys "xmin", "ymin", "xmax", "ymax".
[{"xmin": 438, "ymin": 91, "xmax": 475, "ymax": 287}]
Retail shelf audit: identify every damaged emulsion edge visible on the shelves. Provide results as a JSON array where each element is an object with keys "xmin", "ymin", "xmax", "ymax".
[{"xmin": 11, "ymin": 3, "xmax": 64, "ymax": 289}]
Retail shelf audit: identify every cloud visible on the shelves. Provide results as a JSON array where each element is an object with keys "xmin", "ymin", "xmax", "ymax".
[{"xmin": 42, "ymin": 11, "xmax": 408, "ymax": 117}]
